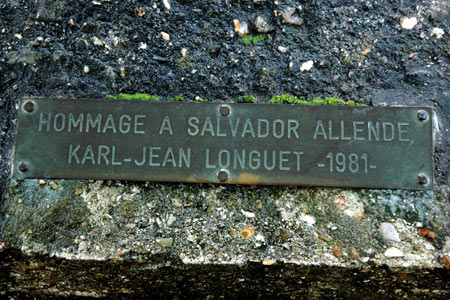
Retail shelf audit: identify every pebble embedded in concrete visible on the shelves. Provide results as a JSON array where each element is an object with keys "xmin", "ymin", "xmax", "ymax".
[
  {"xmin": 156, "ymin": 238, "xmax": 173, "ymax": 247},
  {"xmin": 241, "ymin": 210, "xmax": 256, "ymax": 218},
  {"xmin": 379, "ymin": 222, "xmax": 401, "ymax": 242},
  {"xmin": 92, "ymin": 36, "xmax": 104, "ymax": 46},
  {"xmin": 384, "ymin": 247, "xmax": 404, "ymax": 258},
  {"xmin": 400, "ymin": 17, "xmax": 418, "ymax": 29},
  {"xmin": 262, "ymin": 258, "xmax": 276, "ymax": 265},
  {"xmin": 300, "ymin": 60, "xmax": 314, "ymax": 72},
  {"xmin": 78, "ymin": 241, "xmax": 88, "ymax": 251},
  {"xmin": 277, "ymin": 46, "xmax": 288, "ymax": 53},
  {"xmin": 233, "ymin": 19, "xmax": 250, "ymax": 37},
  {"xmin": 431, "ymin": 27, "xmax": 444, "ymax": 39},
  {"xmin": 252, "ymin": 15, "xmax": 274, "ymax": 33},
  {"xmin": 281, "ymin": 7, "xmax": 303, "ymax": 26},
  {"xmin": 163, "ymin": 0, "xmax": 171, "ymax": 10},
  {"xmin": 299, "ymin": 214, "xmax": 315, "ymax": 225},
  {"xmin": 241, "ymin": 227, "xmax": 255, "ymax": 239},
  {"xmin": 161, "ymin": 32, "xmax": 170, "ymax": 41},
  {"xmin": 49, "ymin": 181, "xmax": 58, "ymax": 190},
  {"xmin": 332, "ymin": 244, "xmax": 342, "ymax": 258}
]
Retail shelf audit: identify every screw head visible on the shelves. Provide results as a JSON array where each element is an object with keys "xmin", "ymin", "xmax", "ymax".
[
  {"xmin": 219, "ymin": 105, "xmax": 230, "ymax": 116},
  {"xmin": 417, "ymin": 110, "xmax": 428, "ymax": 121},
  {"xmin": 217, "ymin": 170, "xmax": 229, "ymax": 182},
  {"xmin": 23, "ymin": 101, "xmax": 35, "ymax": 113},
  {"xmin": 418, "ymin": 174, "xmax": 429, "ymax": 185},
  {"xmin": 18, "ymin": 161, "xmax": 29, "ymax": 173}
]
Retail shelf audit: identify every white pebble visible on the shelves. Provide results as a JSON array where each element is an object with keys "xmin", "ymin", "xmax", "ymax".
[
  {"xmin": 405, "ymin": 254, "xmax": 420, "ymax": 261},
  {"xmin": 83, "ymin": 65, "xmax": 90, "ymax": 73},
  {"xmin": 91, "ymin": 36, "xmax": 104, "ymax": 46},
  {"xmin": 281, "ymin": 7, "xmax": 303, "ymax": 26},
  {"xmin": 262, "ymin": 258, "xmax": 276, "ymax": 265},
  {"xmin": 431, "ymin": 27, "xmax": 444, "ymax": 39},
  {"xmin": 233, "ymin": 19, "xmax": 250, "ymax": 37},
  {"xmin": 300, "ymin": 60, "xmax": 314, "ymax": 72},
  {"xmin": 78, "ymin": 241, "xmax": 88, "ymax": 251},
  {"xmin": 379, "ymin": 222, "xmax": 401, "ymax": 242},
  {"xmin": 300, "ymin": 214, "xmax": 315, "ymax": 225},
  {"xmin": 384, "ymin": 247, "xmax": 404, "ymax": 257},
  {"xmin": 424, "ymin": 242, "xmax": 435, "ymax": 251},
  {"xmin": 255, "ymin": 234, "xmax": 265, "ymax": 241},
  {"xmin": 161, "ymin": 32, "xmax": 170, "ymax": 41},
  {"xmin": 15, "ymin": 33, "xmax": 23, "ymax": 40},
  {"xmin": 138, "ymin": 42, "xmax": 147, "ymax": 50},
  {"xmin": 166, "ymin": 214, "xmax": 176, "ymax": 226},
  {"xmin": 360, "ymin": 257, "xmax": 370, "ymax": 263},
  {"xmin": 156, "ymin": 238, "xmax": 173, "ymax": 247},
  {"xmin": 241, "ymin": 210, "xmax": 256, "ymax": 218},
  {"xmin": 163, "ymin": 0, "xmax": 171, "ymax": 10},
  {"xmin": 277, "ymin": 46, "xmax": 288, "ymax": 53},
  {"xmin": 400, "ymin": 17, "xmax": 417, "ymax": 30},
  {"xmin": 181, "ymin": 48, "xmax": 188, "ymax": 57}
]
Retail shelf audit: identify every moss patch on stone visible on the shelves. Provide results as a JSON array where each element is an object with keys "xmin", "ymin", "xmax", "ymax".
[
  {"xmin": 105, "ymin": 93, "xmax": 365, "ymax": 106},
  {"xmin": 106, "ymin": 93, "xmax": 161, "ymax": 101},
  {"xmin": 170, "ymin": 94, "xmax": 184, "ymax": 101},
  {"xmin": 237, "ymin": 95, "xmax": 255, "ymax": 103},
  {"xmin": 269, "ymin": 94, "xmax": 365, "ymax": 106},
  {"xmin": 238, "ymin": 34, "xmax": 266, "ymax": 46}
]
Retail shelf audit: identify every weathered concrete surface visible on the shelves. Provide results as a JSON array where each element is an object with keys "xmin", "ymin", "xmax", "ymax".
[{"xmin": 1, "ymin": 0, "xmax": 449, "ymax": 298}]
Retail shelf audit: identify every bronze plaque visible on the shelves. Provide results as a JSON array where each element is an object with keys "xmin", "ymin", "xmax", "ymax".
[{"xmin": 13, "ymin": 98, "xmax": 433, "ymax": 190}]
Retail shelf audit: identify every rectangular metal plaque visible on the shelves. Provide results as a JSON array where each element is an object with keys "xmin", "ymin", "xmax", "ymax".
[{"xmin": 13, "ymin": 98, "xmax": 433, "ymax": 189}]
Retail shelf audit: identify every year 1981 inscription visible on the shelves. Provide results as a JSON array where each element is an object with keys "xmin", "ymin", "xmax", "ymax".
[{"xmin": 14, "ymin": 98, "xmax": 433, "ymax": 190}]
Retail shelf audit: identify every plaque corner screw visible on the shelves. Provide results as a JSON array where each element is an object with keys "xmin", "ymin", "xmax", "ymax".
[
  {"xmin": 217, "ymin": 170, "xmax": 229, "ymax": 182},
  {"xmin": 23, "ymin": 100, "xmax": 35, "ymax": 113},
  {"xmin": 18, "ymin": 161, "xmax": 29, "ymax": 173},
  {"xmin": 219, "ymin": 105, "xmax": 230, "ymax": 117},
  {"xmin": 417, "ymin": 110, "xmax": 428, "ymax": 121},
  {"xmin": 418, "ymin": 174, "xmax": 429, "ymax": 185}
]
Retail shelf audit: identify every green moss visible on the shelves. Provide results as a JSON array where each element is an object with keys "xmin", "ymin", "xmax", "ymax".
[
  {"xmin": 170, "ymin": 94, "xmax": 184, "ymax": 101},
  {"xmin": 269, "ymin": 94, "xmax": 365, "ymax": 106},
  {"xmin": 176, "ymin": 55, "xmax": 193, "ymax": 69},
  {"xmin": 238, "ymin": 34, "xmax": 266, "ymax": 46},
  {"xmin": 237, "ymin": 95, "xmax": 255, "ymax": 103},
  {"xmin": 106, "ymin": 93, "xmax": 365, "ymax": 106},
  {"xmin": 195, "ymin": 97, "xmax": 208, "ymax": 102},
  {"xmin": 106, "ymin": 93, "xmax": 160, "ymax": 101}
]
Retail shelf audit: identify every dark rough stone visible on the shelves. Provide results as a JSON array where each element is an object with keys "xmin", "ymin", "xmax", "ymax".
[{"xmin": 2, "ymin": 249, "xmax": 450, "ymax": 299}]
